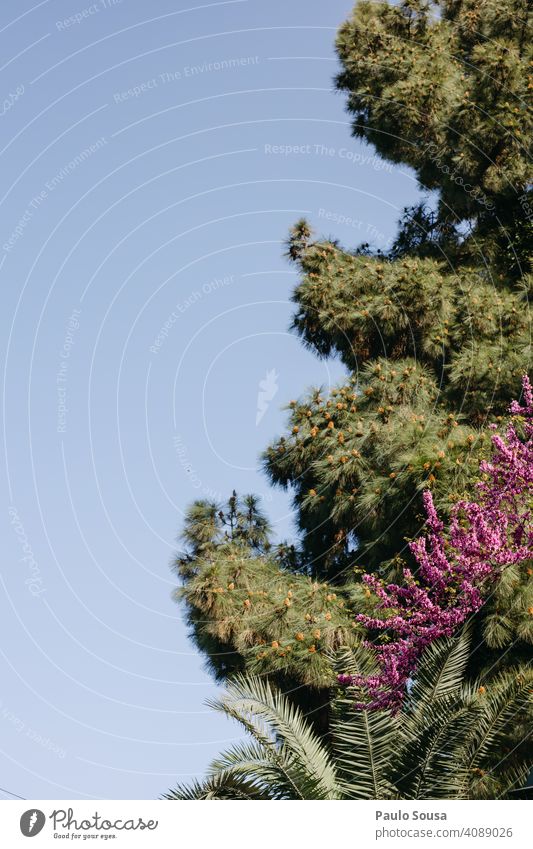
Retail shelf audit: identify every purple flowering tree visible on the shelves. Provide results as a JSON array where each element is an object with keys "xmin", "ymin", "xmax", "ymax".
[{"xmin": 340, "ymin": 376, "xmax": 533, "ymax": 710}]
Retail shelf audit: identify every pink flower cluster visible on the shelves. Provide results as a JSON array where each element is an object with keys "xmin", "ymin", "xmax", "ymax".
[{"xmin": 340, "ymin": 376, "xmax": 533, "ymax": 710}]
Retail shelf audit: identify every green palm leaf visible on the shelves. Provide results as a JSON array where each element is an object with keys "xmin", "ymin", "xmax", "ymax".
[
  {"xmin": 460, "ymin": 667, "xmax": 533, "ymax": 798},
  {"xmin": 165, "ymin": 631, "xmax": 530, "ymax": 800},
  {"xmin": 162, "ymin": 771, "xmax": 274, "ymax": 800},
  {"xmin": 208, "ymin": 675, "xmax": 340, "ymax": 799},
  {"xmin": 330, "ymin": 692, "xmax": 398, "ymax": 798},
  {"xmin": 395, "ymin": 695, "xmax": 477, "ymax": 800},
  {"xmin": 408, "ymin": 625, "xmax": 473, "ymax": 707}
]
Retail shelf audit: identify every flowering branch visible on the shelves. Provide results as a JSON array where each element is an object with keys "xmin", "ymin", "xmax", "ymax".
[{"xmin": 340, "ymin": 376, "xmax": 533, "ymax": 710}]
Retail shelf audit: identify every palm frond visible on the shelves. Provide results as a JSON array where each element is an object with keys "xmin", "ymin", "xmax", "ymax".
[
  {"xmin": 330, "ymin": 693, "xmax": 398, "ymax": 799},
  {"xmin": 408, "ymin": 625, "xmax": 472, "ymax": 708},
  {"xmin": 396, "ymin": 695, "xmax": 478, "ymax": 800},
  {"xmin": 207, "ymin": 675, "xmax": 340, "ymax": 799},
  {"xmin": 495, "ymin": 763, "xmax": 533, "ymax": 800},
  {"xmin": 164, "ymin": 632, "xmax": 530, "ymax": 801},
  {"xmin": 163, "ymin": 771, "xmax": 274, "ymax": 800},
  {"xmin": 208, "ymin": 740, "xmax": 312, "ymax": 800},
  {"xmin": 460, "ymin": 666, "xmax": 533, "ymax": 796}
]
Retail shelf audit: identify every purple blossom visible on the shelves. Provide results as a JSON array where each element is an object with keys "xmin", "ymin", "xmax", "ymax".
[{"xmin": 340, "ymin": 376, "xmax": 533, "ymax": 710}]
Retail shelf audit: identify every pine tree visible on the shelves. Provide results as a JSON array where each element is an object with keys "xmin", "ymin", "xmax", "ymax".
[
  {"xmin": 335, "ymin": 0, "xmax": 533, "ymax": 275},
  {"xmin": 175, "ymin": 0, "xmax": 532, "ymax": 707}
]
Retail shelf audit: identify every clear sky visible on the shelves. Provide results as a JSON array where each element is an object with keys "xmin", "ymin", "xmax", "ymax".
[{"xmin": 0, "ymin": 0, "xmax": 421, "ymax": 800}]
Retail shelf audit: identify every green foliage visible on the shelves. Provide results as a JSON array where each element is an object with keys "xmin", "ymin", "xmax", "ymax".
[
  {"xmin": 270, "ymin": 0, "xmax": 533, "ymax": 589},
  {"xmin": 264, "ymin": 356, "xmax": 493, "ymax": 574},
  {"xmin": 178, "ymin": 491, "xmax": 271, "ymax": 575},
  {"xmin": 177, "ymin": 544, "xmax": 365, "ymax": 687},
  {"xmin": 164, "ymin": 674, "xmax": 342, "ymax": 800},
  {"xmin": 176, "ymin": 492, "xmax": 532, "ymax": 695},
  {"xmin": 265, "ymin": 221, "xmax": 530, "ymax": 574},
  {"xmin": 172, "ymin": 0, "xmax": 532, "ymax": 714},
  {"xmin": 287, "ymin": 227, "xmax": 530, "ymax": 414},
  {"xmin": 479, "ymin": 559, "xmax": 533, "ymax": 650},
  {"xmin": 164, "ymin": 631, "xmax": 533, "ymax": 800}
]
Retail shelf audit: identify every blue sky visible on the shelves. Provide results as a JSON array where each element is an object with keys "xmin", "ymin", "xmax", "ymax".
[{"xmin": 0, "ymin": 0, "xmax": 421, "ymax": 799}]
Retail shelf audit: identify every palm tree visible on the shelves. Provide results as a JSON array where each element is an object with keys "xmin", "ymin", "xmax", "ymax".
[{"xmin": 164, "ymin": 630, "xmax": 532, "ymax": 800}]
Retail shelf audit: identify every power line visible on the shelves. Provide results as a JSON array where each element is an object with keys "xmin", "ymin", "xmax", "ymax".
[{"xmin": 0, "ymin": 785, "xmax": 26, "ymax": 800}]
